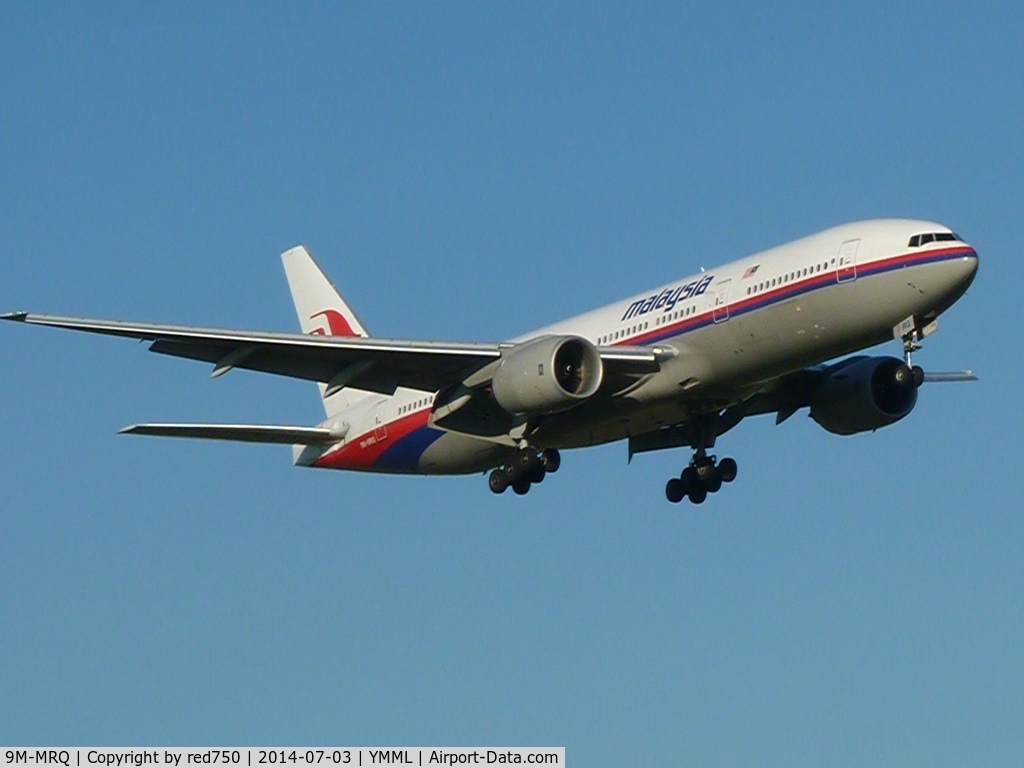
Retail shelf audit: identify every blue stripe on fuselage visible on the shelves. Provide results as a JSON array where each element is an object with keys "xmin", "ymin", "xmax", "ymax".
[{"xmin": 373, "ymin": 425, "xmax": 446, "ymax": 472}]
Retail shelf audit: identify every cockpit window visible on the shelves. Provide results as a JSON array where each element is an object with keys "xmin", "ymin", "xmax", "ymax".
[{"xmin": 909, "ymin": 231, "xmax": 961, "ymax": 247}]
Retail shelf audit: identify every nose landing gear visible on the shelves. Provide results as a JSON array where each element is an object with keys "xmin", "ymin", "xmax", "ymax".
[
  {"xmin": 665, "ymin": 453, "xmax": 737, "ymax": 504},
  {"xmin": 489, "ymin": 448, "xmax": 561, "ymax": 495}
]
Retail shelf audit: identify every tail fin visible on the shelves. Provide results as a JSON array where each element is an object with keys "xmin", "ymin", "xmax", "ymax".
[
  {"xmin": 282, "ymin": 245, "xmax": 369, "ymax": 338},
  {"xmin": 281, "ymin": 245, "xmax": 373, "ymax": 416}
]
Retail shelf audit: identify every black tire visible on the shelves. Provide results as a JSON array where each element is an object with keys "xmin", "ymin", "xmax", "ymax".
[
  {"xmin": 489, "ymin": 469, "xmax": 508, "ymax": 494},
  {"xmin": 665, "ymin": 478, "xmax": 684, "ymax": 503},
  {"xmin": 719, "ymin": 457, "xmax": 738, "ymax": 483},
  {"xmin": 706, "ymin": 469, "xmax": 723, "ymax": 494},
  {"xmin": 512, "ymin": 477, "xmax": 531, "ymax": 495},
  {"xmin": 540, "ymin": 448, "xmax": 561, "ymax": 473},
  {"xmin": 689, "ymin": 486, "xmax": 708, "ymax": 504},
  {"xmin": 681, "ymin": 466, "xmax": 697, "ymax": 486},
  {"xmin": 912, "ymin": 365, "xmax": 925, "ymax": 387},
  {"xmin": 529, "ymin": 464, "xmax": 546, "ymax": 484},
  {"xmin": 516, "ymin": 448, "xmax": 540, "ymax": 474},
  {"xmin": 695, "ymin": 461, "xmax": 715, "ymax": 484},
  {"xmin": 894, "ymin": 363, "xmax": 913, "ymax": 386}
]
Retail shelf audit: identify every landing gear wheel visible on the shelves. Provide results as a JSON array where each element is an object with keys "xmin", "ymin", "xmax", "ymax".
[
  {"xmin": 894, "ymin": 363, "xmax": 914, "ymax": 386},
  {"xmin": 489, "ymin": 469, "xmax": 508, "ymax": 494},
  {"xmin": 666, "ymin": 478, "xmax": 685, "ymax": 503},
  {"xmin": 695, "ymin": 460, "xmax": 715, "ymax": 485},
  {"xmin": 540, "ymin": 448, "xmax": 561, "ymax": 473},
  {"xmin": 718, "ymin": 457, "xmax": 737, "ymax": 483},
  {"xmin": 706, "ymin": 469, "xmax": 723, "ymax": 494},
  {"xmin": 681, "ymin": 466, "xmax": 697, "ymax": 487},
  {"xmin": 689, "ymin": 486, "xmax": 708, "ymax": 504},
  {"xmin": 912, "ymin": 365, "xmax": 925, "ymax": 387},
  {"xmin": 529, "ymin": 464, "xmax": 546, "ymax": 484},
  {"xmin": 516, "ymin": 448, "xmax": 540, "ymax": 475},
  {"xmin": 512, "ymin": 477, "xmax": 532, "ymax": 495}
]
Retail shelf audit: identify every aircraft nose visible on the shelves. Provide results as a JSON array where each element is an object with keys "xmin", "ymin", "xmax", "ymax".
[
  {"xmin": 958, "ymin": 248, "xmax": 979, "ymax": 287},
  {"xmin": 942, "ymin": 247, "xmax": 979, "ymax": 303}
]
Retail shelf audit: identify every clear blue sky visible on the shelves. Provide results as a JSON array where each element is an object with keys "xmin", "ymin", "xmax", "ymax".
[{"xmin": 2, "ymin": 3, "xmax": 1021, "ymax": 764}]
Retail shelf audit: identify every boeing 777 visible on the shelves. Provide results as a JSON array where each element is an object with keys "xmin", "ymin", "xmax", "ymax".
[{"xmin": 3, "ymin": 219, "xmax": 978, "ymax": 503}]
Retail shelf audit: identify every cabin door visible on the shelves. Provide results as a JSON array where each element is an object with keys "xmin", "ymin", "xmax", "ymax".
[
  {"xmin": 373, "ymin": 402, "xmax": 389, "ymax": 443},
  {"xmin": 837, "ymin": 239, "xmax": 860, "ymax": 283},
  {"xmin": 713, "ymin": 279, "xmax": 731, "ymax": 323}
]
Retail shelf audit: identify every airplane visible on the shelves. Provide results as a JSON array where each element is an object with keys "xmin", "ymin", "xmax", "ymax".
[{"xmin": 2, "ymin": 218, "xmax": 978, "ymax": 504}]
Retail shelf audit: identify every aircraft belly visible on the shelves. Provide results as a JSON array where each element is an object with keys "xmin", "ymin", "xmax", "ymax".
[
  {"xmin": 418, "ymin": 432, "xmax": 508, "ymax": 474},
  {"xmin": 701, "ymin": 261, "xmax": 968, "ymax": 386}
]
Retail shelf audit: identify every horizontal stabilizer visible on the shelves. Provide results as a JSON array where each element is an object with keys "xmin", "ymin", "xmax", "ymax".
[
  {"xmin": 119, "ymin": 423, "xmax": 347, "ymax": 445},
  {"xmin": 922, "ymin": 370, "xmax": 978, "ymax": 383}
]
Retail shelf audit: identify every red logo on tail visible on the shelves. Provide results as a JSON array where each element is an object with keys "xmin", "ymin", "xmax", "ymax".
[{"xmin": 309, "ymin": 309, "xmax": 356, "ymax": 337}]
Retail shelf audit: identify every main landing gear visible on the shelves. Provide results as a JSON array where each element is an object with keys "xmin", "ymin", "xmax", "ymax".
[
  {"xmin": 664, "ymin": 452, "xmax": 738, "ymax": 504},
  {"xmin": 661, "ymin": 411, "xmax": 737, "ymax": 504},
  {"xmin": 489, "ymin": 448, "xmax": 561, "ymax": 495}
]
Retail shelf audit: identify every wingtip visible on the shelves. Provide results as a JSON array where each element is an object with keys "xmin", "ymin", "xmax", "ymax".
[
  {"xmin": 118, "ymin": 425, "xmax": 138, "ymax": 435},
  {"xmin": 1, "ymin": 311, "xmax": 29, "ymax": 321}
]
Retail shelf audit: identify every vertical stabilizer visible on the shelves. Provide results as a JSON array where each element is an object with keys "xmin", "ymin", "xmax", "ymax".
[{"xmin": 281, "ymin": 245, "xmax": 373, "ymax": 416}]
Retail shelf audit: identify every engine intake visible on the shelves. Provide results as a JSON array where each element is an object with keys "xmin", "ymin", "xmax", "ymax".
[
  {"xmin": 810, "ymin": 356, "xmax": 919, "ymax": 436},
  {"xmin": 492, "ymin": 335, "xmax": 603, "ymax": 415}
]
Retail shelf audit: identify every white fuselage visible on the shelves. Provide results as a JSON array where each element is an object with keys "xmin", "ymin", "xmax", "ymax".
[{"xmin": 307, "ymin": 219, "xmax": 978, "ymax": 475}]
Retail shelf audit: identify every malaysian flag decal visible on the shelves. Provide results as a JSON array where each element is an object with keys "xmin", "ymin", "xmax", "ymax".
[{"xmin": 742, "ymin": 264, "xmax": 760, "ymax": 279}]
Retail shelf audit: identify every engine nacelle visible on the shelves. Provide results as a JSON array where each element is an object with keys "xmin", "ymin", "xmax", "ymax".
[
  {"xmin": 492, "ymin": 335, "xmax": 603, "ymax": 415},
  {"xmin": 810, "ymin": 356, "xmax": 919, "ymax": 436}
]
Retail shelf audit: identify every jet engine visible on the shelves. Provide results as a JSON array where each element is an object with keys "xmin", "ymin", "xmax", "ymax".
[
  {"xmin": 810, "ymin": 356, "xmax": 919, "ymax": 435},
  {"xmin": 492, "ymin": 335, "xmax": 603, "ymax": 415}
]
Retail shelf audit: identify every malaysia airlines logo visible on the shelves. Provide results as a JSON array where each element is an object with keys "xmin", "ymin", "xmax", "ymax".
[
  {"xmin": 309, "ymin": 309, "xmax": 357, "ymax": 337},
  {"xmin": 621, "ymin": 274, "xmax": 714, "ymax": 321}
]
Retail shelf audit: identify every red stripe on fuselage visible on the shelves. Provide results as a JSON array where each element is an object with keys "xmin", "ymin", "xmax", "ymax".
[{"xmin": 313, "ymin": 408, "xmax": 431, "ymax": 470}]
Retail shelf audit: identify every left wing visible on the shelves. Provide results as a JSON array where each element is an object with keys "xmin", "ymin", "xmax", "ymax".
[{"xmin": 2, "ymin": 311, "xmax": 662, "ymax": 395}]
